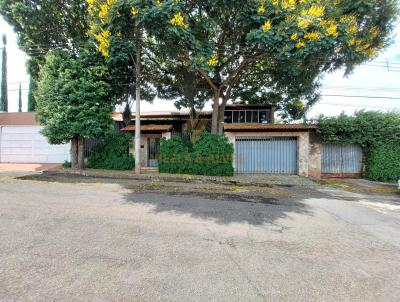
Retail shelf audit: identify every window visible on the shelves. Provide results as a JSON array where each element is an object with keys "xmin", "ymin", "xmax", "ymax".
[
  {"xmin": 259, "ymin": 111, "xmax": 269, "ymax": 123},
  {"xmin": 239, "ymin": 111, "xmax": 246, "ymax": 123},
  {"xmin": 224, "ymin": 109, "xmax": 271, "ymax": 124},
  {"xmin": 246, "ymin": 111, "xmax": 252, "ymax": 123},
  {"xmin": 233, "ymin": 111, "xmax": 239, "ymax": 123},
  {"xmin": 224, "ymin": 111, "xmax": 232, "ymax": 123}
]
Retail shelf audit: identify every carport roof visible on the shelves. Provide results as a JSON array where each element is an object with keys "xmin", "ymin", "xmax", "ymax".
[
  {"xmin": 224, "ymin": 123, "xmax": 318, "ymax": 132},
  {"xmin": 121, "ymin": 124, "xmax": 173, "ymax": 133},
  {"xmin": 0, "ymin": 112, "xmax": 39, "ymax": 126}
]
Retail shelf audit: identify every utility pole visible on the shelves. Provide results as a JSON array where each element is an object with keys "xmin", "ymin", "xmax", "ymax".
[
  {"xmin": 18, "ymin": 83, "xmax": 22, "ymax": 112},
  {"xmin": 134, "ymin": 28, "xmax": 142, "ymax": 174},
  {"xmin": 0, "ymin": 34, "xmax": 8, "ymax": 112}
]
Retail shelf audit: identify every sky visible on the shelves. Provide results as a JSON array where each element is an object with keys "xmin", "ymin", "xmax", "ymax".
[{"xmin": 1, "ymin": 16, "xmax": 400, "ymax": 117}]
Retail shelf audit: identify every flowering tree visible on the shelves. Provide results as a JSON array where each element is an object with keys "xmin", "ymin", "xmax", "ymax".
[{"xmin": 88, "ymin": 0, "xmax": 397, "ymax": 133}]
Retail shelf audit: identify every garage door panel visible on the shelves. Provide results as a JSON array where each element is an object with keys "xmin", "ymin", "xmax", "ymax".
[
  {"xmin": 1, "ymin": 126, "xmax": 70, "ymax": 163},
  {"xmin": 1, "ymin": 147, "xmax": 33, "ymax": 155},
  {"xmin": 236, "ymin": 137, "xmax": 297, "ymax": 174}
]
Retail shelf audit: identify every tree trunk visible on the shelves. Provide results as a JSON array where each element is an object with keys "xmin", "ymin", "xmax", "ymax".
[
  {"xmin": 211, "ymin": 90, "xmax": 221, "ymax": 134},
  {"xmin": 217, "ymin": 96, "xmax": 229, "ymax": 134},
  {"xmin": 77, "ymin": 138, "xmax": 85, "ymax": 169},
  {"xmin": 70, "ymin": 138, "xmax": 78, "ymax": 169}
]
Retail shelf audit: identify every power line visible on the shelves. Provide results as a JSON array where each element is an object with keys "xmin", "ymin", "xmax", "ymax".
[{"xmin": 321, "ymin": 94, "xmax": 400, "ymax": 100}]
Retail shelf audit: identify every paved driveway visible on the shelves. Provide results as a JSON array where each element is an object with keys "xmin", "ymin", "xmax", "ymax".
[
  {"xmin": 0, "ymin": 163, "xmax": 61, "ymax": 172},
  {"xmin": 0, "ymin": 174, "xmax": 399, "ymax": 301}
]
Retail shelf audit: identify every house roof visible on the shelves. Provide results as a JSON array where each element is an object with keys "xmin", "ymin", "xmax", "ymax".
[
  {"xmin": 0, "ymin": 112, "xmax": 39, "ymax": 126},
  {"xmin": 121, "ymin": 124, "xmax": 173, "ymax": 133},
  {"xmin": 223, "ymin": 123, "xmax": 318, "ymax": 132}
]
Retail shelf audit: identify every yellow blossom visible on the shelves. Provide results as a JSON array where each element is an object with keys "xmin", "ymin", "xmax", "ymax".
[
  {"xmin": 262, "ymin": 20, "xmax": 272, "ymax": 32},
  {"xmin": 257, "ymin": 6, "xmax": 266, "ymax": 14},
  {"xmin": 297, "ymin": 18, "xmax": 312, "ymax": 29},
  {"xmin": 304, "ymin": 31, "xmax": 320, "ymax": 41},
  {"xmin": 290, "ymin": 33, "xmax": 298, "ymax": 40},
  {"xmin": 296, "ymin": 41, "xmax": 306, "ymax": 48},
  {"xmin": 208, "ymin": 54, "xmax": 218, "ymax": 67},
  {"xmin": 170, "ymin": 12, "xmax": 189, "ymax": 29},
  {"xmin": 282, "ymin": 0, "xmax": 297, "ymax": 10},
  {"xmin": 131, "ymin": 6, "xmax": 139, "ymax": 16},
  {"xmin": 325, "ymin": 24, "xmax": 338, "ymax": 37}
]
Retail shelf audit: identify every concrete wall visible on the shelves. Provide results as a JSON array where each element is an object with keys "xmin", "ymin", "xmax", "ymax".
[
  {"xmin": 131, "ymin": 133, "xmax": 164, "ymax": 168},
  {"xmin": 225, "ymin": 131, "xmax": 320, "ymax": 177}
]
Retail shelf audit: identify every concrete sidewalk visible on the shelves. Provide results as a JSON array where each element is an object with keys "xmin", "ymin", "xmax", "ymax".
[{"xmin": 0, "ymin": 163, "xmax": 62, "ymax": 172}]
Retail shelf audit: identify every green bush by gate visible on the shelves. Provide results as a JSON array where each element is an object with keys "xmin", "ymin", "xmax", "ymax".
[
  {"xmin": 87, "ymin": 132, "xmax": 135, "ymax": 170},
  {"xmin": 159, "ymin": 132, "xmax": 234, "ymax": 177}
]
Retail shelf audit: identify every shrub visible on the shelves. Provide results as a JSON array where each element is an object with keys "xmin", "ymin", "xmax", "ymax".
[
  {"xmin": 159, "ymin": 132, "xmax": 234, "ymax": 176},
  {"xmin": 87, "ymin": 132, "xmax": 135, "ymax": 170},
  {"xmin": 62, "ymin": 161, "xmax": 71, "ymax": 168},
  {"xmin": 192, "ymin": 132, "xmax": 234, "ymax": 176},
  {"xmin": 158, "ymin": 135, "xmax": 193, "ymax": 174},
  {"xmin": 364, "ymin": 143, "xmax": 400, "ymax": 183}
]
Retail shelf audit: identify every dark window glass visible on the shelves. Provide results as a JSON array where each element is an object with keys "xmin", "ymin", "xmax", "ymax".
[
  {"xmin": 224, "ymin": 111, "xmax": 233, "ymax": 123},
  {"xmin": 246, "ymin": 111, "xmax": 252, "ymax": 123},
  {"xmin": 259, "ymin": 111, "xmax": 268, "ymax": 123},
  {"xmin": 233, "ymin": 111, "xmax": 239, "ymax": 123},
  {"xmin": 239, "ymin": 111, "xmax": 246, "ymax": 123},
  {"xmin": 252, "ymin": 111, "xmax": 259, "ymax": 123}
]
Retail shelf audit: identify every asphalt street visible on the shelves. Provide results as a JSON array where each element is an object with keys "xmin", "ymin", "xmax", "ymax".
[{"xmin": 0, "ymin": 174, "xmax": 399, "ymax": 301}]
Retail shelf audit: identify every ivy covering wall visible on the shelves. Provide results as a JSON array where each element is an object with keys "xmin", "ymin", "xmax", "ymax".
[
  {"xmin": 159, "ymin": 132, "xmax": 234, "ymax": 177},
  {"xmin": 317, "ymin": 111, "xmax": 400, "ymax": 182}
]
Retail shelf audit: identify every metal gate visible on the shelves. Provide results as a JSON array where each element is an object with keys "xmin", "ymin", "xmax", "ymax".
[
  {"xmin": 148, "ymin": 138, "xmax": 161, "ymax": 168},
  {"xmin": 235, "ymin": 137, "xmax": 297, "ymax": 174},
  {"xmin": 322, "ymin": 144, "xmax": 363, "ymax": 176}
]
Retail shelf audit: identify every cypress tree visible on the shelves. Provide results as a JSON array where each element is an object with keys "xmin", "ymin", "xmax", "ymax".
[
  {"xmin": 0, "ymin": 34, "xmax": 7, "ymax": 112},
  {"xmin": 18, "ymin": 83, "xmax": 22, "ymax": 112},
  {"xmin": 27, "ymin": 78, "xmax": 36, "ymax": 112}
]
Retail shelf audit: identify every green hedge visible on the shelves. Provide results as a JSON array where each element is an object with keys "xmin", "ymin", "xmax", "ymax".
[
  {"xmin": 364, "ymin": 143, "xmax": 400, "ymax": 183},
  {"xmin": 159, "ymin": 132, "xmax": 234, "ymax": 176},
  {"xmin": 87, "ymin": 132, "xmax": 135, "ymax": 170}
]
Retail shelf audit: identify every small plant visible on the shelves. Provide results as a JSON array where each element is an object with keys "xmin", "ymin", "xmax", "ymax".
[{"xmin": 62, "ymin": 161, "xmax": 71, "ymax": 168}]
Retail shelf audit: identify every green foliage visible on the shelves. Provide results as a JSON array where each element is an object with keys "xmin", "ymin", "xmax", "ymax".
[
  {"xmin": 35, "ymin": 46, "xmax": 113, "ymax": 145},
  {"xmin": 317, "ymin": 111, "xmax": 400, "ymax": 147},
  {"xmin": 27, "ymin": 78, "xmax": 36, "ymax": 112},
  {"xmin": 317, "ymin": 111, "xmax": 400, "ymax": 182},
  {"xmin": 159, "ymin": 132, "xmax": 234, "ymax": 177},
  {"xmin": 364, "ymin": 143, "xmax": 400, "ymax": 183},
  {"xmin": 63, "ymin": 161, "xmax": 72, "ymax": 168},
  {"xmin": 87, "ymin": 132, "xmax": 135, "ymax": 171}
]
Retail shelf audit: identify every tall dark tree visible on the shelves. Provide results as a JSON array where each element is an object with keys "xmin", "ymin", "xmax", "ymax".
[
  {"xmin": 27, "ymin": 77, "xmax": 36, "ymax": 112},
  {"xmin": 35, "ymin": 46, "xmax": 114, "ymax": 169},
  {"xmin": 0, "ymin": 33, "xmax": 7, "ymax": 112},
  {"xmin": 18, "ymin": 83, "xmax": 22, "ymax": 112}
]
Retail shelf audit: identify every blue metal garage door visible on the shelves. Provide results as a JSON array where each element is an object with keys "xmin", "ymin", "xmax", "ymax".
[{"xmin": 235, "ymin": 137, "xmax": 297, "ymax": 174}]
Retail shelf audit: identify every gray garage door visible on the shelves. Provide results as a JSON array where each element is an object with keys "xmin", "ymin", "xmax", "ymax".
[
  {"xmin": 322, "ymin": 144, "xmax": 363, "ymax": 175},
  {"xmin": 235, "ymin": 137, "xmax": 297, "ymax": 174}
]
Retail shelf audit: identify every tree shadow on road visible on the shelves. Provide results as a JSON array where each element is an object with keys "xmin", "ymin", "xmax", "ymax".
[{"xmin": 122, "ymin": 190, "xmax": 312, "ymax": 226}]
